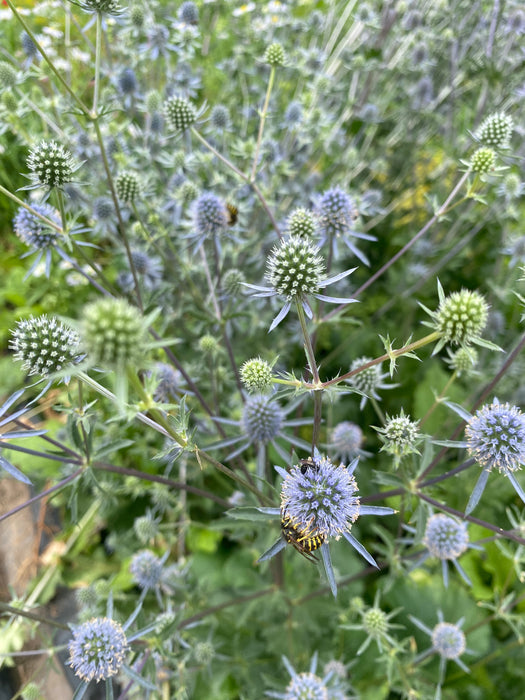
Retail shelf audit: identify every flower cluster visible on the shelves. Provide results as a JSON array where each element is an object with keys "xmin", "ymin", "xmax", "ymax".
[{"xmin": 68, "ymin": 617, "xmax": 129, "ymax": 683}]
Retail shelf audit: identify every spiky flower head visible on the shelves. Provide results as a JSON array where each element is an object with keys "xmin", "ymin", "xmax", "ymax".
[
  {"xmin": 281, "ymin": 453, "xmax": 360, "ymax": 539},
  {"xmin": 435, "ymin": 289, "xmax": 488, "ymax": 347},
  {"xmin": 240, "ymin": 357, "xmax": 274, "ymax": 394},
  {"xmin": 348, "ymin": 357, "xmax": 382, "ymax": 395},
  {"xmin": 75, "ymin": 586, "xmax": 99, "ymax": 611},
  {"xmin": 116, "ymin": 171, "xmax": 140, "ymax": 203},
  {"xmin": 363, "ymin": 608, "xmax": 388, "ymax": 638},
  {"xmin": 194, "ymin": 641, "xmax": 215, "ymax": 665},
  {"xmin": 81, "ymin": 298, "xmax": 147, "ymax": 369},
  {"xmin": 476, "ymin": 112, "xmax": 513, "ymax": 149},
  {"xmin": 330, "ymin": 421, "xmax": 364, "ymax": 462},
  {"xmin": 465, "ymin": 399, "xmax": 525, "ymax": 474},
  {"xmin": 223, "ymin": 268, "xmax": 245, "ymax": 295},
  {"xmin": 315, "ymin": 187, "xmax": 358, "ymax": 239},
  {"xmin": 21, "ymin": 31, "xmax": 38, "ymax": 58},
  {"xmin": 265, "ymin": 236, "xmax": 325, "ymax": 300},
  {"xmin": 470, "ymin": 147, "xmax": 497, "ymax": 173},
  {"xmin": 0, "ymin": 61, "xmax": 17, "ymax": 89},
  {"xmin": 423, "ymin": 514, "xmax": 469, "ymax": 560},
  {"xmin": 432, "ymin": 622, "xmax": 466, "ymax": 660},
  {"xmin": 130, "ymin": 3, "xmax": 145, "ymax": 27},
  {"xmin": 264, "ymin": 43, "xmax": 286, "ymax": 66},
  {"xmin": 199, "ymin": 334, "xmax": 219, "ymax": 355},
  {"xmin": 153, "ymin": 362, "xmax": 182, "ymax": 403},
  {"xmin": 287, "ymin": 208, "xmax": 316, "ymax": 238},
  {"xmin": 164, "ymin": 95, "xmax": 197, "ymax": 131},
  {"xmin": 13, "ymin": 203, "xmax": 60, "ymax": 249},
  {"xmin": 284, "ymin": 673, "xmax": 328, "ymax": 700},
  {"xmin": 446, "ymin": 346, "xmax": 478, "ymax": 374},
  {"xmin": 242, "ymin": 394, "xmax": 283, "ymax": 443},
  {"xmin": 193, "ymin": 192, "xmax": 228, "ymax": 238},
  {"xmin": 129, "ymin": 550, "xmax": 163, "ymax": 590},
  {"xmin": 27, "ymin": 140, "xmax": 78, "ymax": 189},
  {"xmin": 82, "ymin": 0, "xmax": 121, "ymax": 14},
  {"xmin": 134, "ymin": 514, "xmax": 160, "ymax": 543},
  {"xmin": 210, "ymin": 104, "xmax": 230, "ymax": 130},
  {"xmin": 68, "ymin": 617, "xmax": 128, "ymax": 682},
  {"xmin": 376, "ymin": 410, "xmax": 421, "ymax": 461},
  {"xmin": 178, "ymin": 180, "xmax": 199, "ymax": 204},
  {"xmin": 10, "ymin": 315, "xmax": 81, "ymax": 378},
  {"xmin": 178, "ymin": 1, "xmax": 199, "ymax": 25}
]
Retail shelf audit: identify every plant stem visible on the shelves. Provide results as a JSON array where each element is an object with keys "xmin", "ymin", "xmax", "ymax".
[
  {"xmin": 250, "ymin": 66, "xmax": 275, "ymax": 182},
  {"xmin": 93, "ymin": 12, "xmax": 102, "ymax": 116}
]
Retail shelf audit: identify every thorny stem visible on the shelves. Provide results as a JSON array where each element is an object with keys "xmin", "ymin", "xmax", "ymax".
[{"xmin": 250, "ymin": 66, "xmax": 276, "ymax": 182}]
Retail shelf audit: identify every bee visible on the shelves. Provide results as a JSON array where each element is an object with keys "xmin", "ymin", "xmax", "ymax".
[
  {"xmin": 280, "ymin": 511, "xmax": 326, "ymax": 563},
  {"xmin": 299, "ymin": 457, "xmax": 317, "ymax": 475},
  {"xmin": 225, "ymin": 202, "xmax": 238, "ymax": 226}
]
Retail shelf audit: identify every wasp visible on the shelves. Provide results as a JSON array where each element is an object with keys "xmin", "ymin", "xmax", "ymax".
[
  {"xmin": 280, "ymin": 511, "xmax": 325, "ymax": 562},
  {"xmin": 225, "ymin": 202, "xmax": 238, "ymax": 226}
]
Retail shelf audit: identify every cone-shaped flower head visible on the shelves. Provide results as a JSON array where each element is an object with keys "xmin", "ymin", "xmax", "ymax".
[
  {"xmin": 435, "ymin": 289, "xmax": 488, "ymax": 346},
  {"xmin": 280, "ymin": 452, "xmax": 360, "ymax": 538},
  {"xmin": 465, "ymin": 399, "xmax": 525, "ymax": 473},
  {"xmin": 287, "ymin": 208, "xmax": 316, "ymax": 237},
  {"xmin": 68, "ymin": 617, "xmax": 129, "ymax": 682},
  {"xmin": 116, "ymin": 171, "xmax": 140, "ymax": 203},
  {"xmin": 242, "ymin": 394, "xmax": 283, "ymax": 443},
  {"xmin": 13, "ymin": 203, "xmax": 59, "ymax": 249},
  {"xmin": 27, "ymin": 140, "xmax": 78, "ymax": 189},
  {"xmin": 193, "ymin": 192, "xmax": 228, "ymax": 238},
  {"xmin": 476, "ymin": 112, "xmax": 513, "ymax": 149},
  {"xmin": 240, "ymin": 357, "xmax": 274, "ymax": 394},
  {"xmin": 330, "ymin": 421, "xmax": 364, "ymax": 462},
  {"xmin": 81, "ymin": 298, "xmax": 147, "ymax": 369},
  {"xmin": 266, "ymin": 236, "xmax": 324, "ymax": 301},
  {"xmin": 423, "ymin": 514, "xmax": 469, "ymax": 560},
  {"xmin": 284, "ymin": 673, "xmax": 328, "ymax": 699},
  {"xmin": 10, "ymin": 315, "xmax": 81, "ymax": 378},
  {"xmin": 164, "ymin": 95, "xmax": 197, "ymax": 131},
  {"xmin": 316, "ymin": 187, "xmax": 358, "ymax": 239},
  {"xmin": 432, "ymin": 622, "xmax": 466, "ymax": 660},
  {"xmin": 129, "ymin": 550, "xmax": 163, "ymax": 590}
]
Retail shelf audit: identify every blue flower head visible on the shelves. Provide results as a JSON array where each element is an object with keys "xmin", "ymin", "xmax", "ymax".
[
  {"xmin": 407, "ymin": 513, "xmax": 480, "ymax": 588},
  {"xmin": 193, "ymin": 192, "xmax": 228, "ymax": 239},
  {"xmin": 466, "ymin": 399, "xmax": 525, "ymax": 474},
  {"xmin": 280, "ymin": 451, "xmax": 360, "ymax": 539},
  {"xmin": 129, "ymin": 550, "xmax": 163, "ymax": 590},
  {"xmin": 259, "ymin": 449, "xmax": 395, "ymax": 596},
  {"xmin": 68, "ymin": 617, "xmax": 129, "ymax": 683},
  {"xmin": 315, "ymin": 187, "xmax": 376, "ymax": 264}
]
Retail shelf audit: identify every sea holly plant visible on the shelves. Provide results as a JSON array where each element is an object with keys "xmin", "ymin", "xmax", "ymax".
[{"xmin": 0, "ymin": 0, "xmax": 525, "ymax": 697}]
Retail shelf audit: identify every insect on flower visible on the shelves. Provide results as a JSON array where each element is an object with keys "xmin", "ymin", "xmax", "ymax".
[
  {"xmin": 225, "ymin": 202, "xmax": 238, "ymax": 226},
  {"xmin": 280, "ymin": 511, "xmax": 326, "ymax": 562}
]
